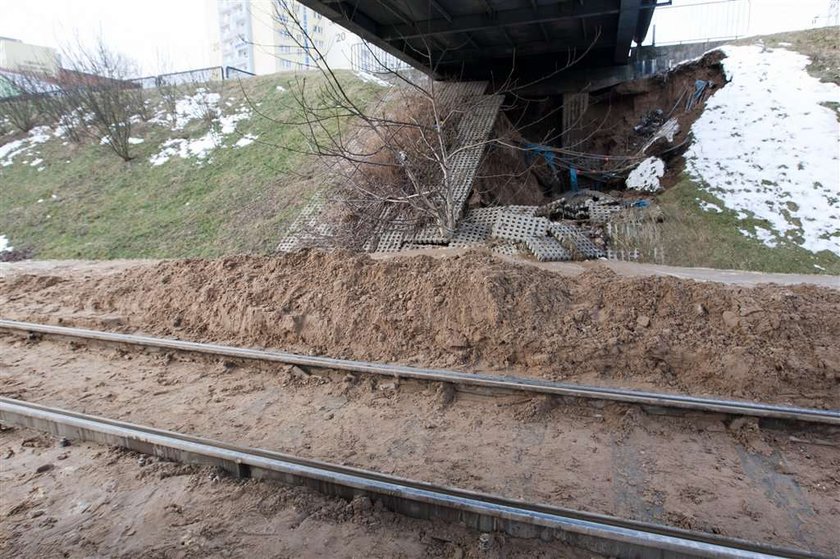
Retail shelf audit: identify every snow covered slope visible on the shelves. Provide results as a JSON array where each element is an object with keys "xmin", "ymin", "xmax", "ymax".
[{"xmin": 685, "ymin": 44, "xmax": 840, "ymax": 256}]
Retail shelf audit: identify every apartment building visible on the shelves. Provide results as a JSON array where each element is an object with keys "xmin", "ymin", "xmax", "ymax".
[
  {"xmin": 211, "ymin": 0, "xmax": 338, "ymax": 74},
  {"xmin": 0, "ymin": 37, "xmax": 59, "ymax": 76}
]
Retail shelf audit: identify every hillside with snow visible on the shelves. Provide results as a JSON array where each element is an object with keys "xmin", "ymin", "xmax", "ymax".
[
  {"xmin": 685, "ymin": 42, "xmax": 840, "ymax": 257},
  {"xmin": 0, "ymin": 71, "xmax": 381, "ymax": 259},
  {"xmin": 1, "ymin": 29, "xmax": 838, "ymax": 274}
]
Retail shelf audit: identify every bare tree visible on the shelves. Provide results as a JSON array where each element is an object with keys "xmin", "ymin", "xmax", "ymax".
[
  {"xmin": 157, "ymin": 76, "xmax": 183, "ymax": 123},
  {"xmin": 29, "ymin": 74, "xmax": 89, "ymax": 144},
  {"xmin": 0, "ymin": 72, "xmax": 43, "ymax": 133},
  {"xmin": 61, "ymin": 38, "xmax": 144, "ymax": 161},
  {"xmin": 259, "ymin": 1, "xmax": 600, "ymax": 246}
]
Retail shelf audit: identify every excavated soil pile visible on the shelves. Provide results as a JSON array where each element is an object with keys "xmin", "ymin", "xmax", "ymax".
[{"xmin": 1, "ymin": 250, "xmax": 838, "ymax": 407}]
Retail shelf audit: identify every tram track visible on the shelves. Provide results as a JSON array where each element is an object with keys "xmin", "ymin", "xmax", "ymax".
[
  {"xmin": 0, "ymin": 397, "xmax": 827, "ymax": 559},
  {"xmin": 2, "ymin": 318, "xmax": 837, "ymax": 426}
]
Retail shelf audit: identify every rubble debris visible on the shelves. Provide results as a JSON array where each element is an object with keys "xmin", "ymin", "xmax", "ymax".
[
  {"xmin": 278, "ymin": 51, "xmax": 728, "ymax": 263},
  {"xmin": 535, "ymin": 189, "xmax": 621, "ymax": 222},
  {"xmin": 641, "ymin": 117, "xmax": 680, "ymax": 153},
  {"xmin": 634, "ymin": 109, "xmax": 666, "ymax": 135},
  {"xmin": 686, "ymin": 80, "xmax": 713, "ymax": 111}
]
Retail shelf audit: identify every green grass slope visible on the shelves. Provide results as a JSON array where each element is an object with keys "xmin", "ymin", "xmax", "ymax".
[
  {"xmin": 0, "ymin": 72, "xmax": 378, "ymax": 259},
  {"xmin": 610, "ymin": 176, "xmax": 840, "ymax": 275}
]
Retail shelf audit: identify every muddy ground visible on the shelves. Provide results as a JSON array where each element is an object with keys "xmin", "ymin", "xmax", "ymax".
[
  {"xmin": 1, "ymin": 334, "xmax": 838, "ymax": 555},
  {"xmin": 0, "ymin": 427, "xmax": 597, "ymax": 559},
  {"xmin": 1, "ymin": 251, "xmax": 838, "ymax": 408}
]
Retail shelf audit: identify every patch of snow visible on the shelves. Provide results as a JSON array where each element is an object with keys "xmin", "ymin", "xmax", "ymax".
[
  {"xmin": 100, "ymin": 136, "xmax": 110, "ymax": 145},
  {"xmin": 52, "ymin": 112, "xmax": 86, "ymax": 138},
  {"xmin": 686, "ymin": 45, "xmax": 840, "ymax": 255},
  {"xmin": 173, "ymin": 89, "xmax": 221, "ymax": 129},
  {"xmin": 150, "ymin": 105, "xmax": 251, "ymax": 166},
  {"xmin": 0, "ymin": 234, "xmax": 11, "ymax": 253},
  {"xmin": 128, "ymin": 137, "xmax": 144, "ymax": 145},
  {"xmin": 276, "ymin": 85, "xmax": 286, "ymax": 92},
  {"xmin": 778, "ymin": 42, "xmax": 792, "ymax": 47},
  {"xmin": 754, "ymin": 226, "xmax": 778, "ymax": 247},
  {"xmin": 355, "ymin": 71, "xmax": 391, "ymax": 87},
  {"xmin": 738, "ymin": 225, "xmax": 779, "ymax": 247},
  {"xmin": 149, "ymin": 147, "xmax": 175, "ymax": 166},
  {"xmin": 29, "ymin": 158, "xmax": 43, "ymax": 167},
  {"xmin": 1, "ymin": 139, "xmax": 33, "ymax": 166},
  {"xmin": 218, "ymin": 108, "xmax": 250, "ymax": 134},
  {"xmin": 28, "ymin": 127, "xmax": 51, "ymax": 143},
  {"xmin": 668, "ymin": 46, "xmax": 725, "ymax": 71},
  {"xmin": 37, "ymin": 198, "xmax": 44, "ymax": 203},
  {"xmin": 149, "ymin": 88, "xmax": 222, "ymax": 130},
  {"xmin": 626, "ymin": 157, "xmax": 665, "ymax": 192},
  {"xmin": 149, "ymin": 131, "xmax": 222, "ymax": 166},
  {"xmin": 698, "ymin": 199, "xmax": 722, "ymax": 213},
  {"xmin": 234, "ymin": 134, "xmax": 258, "ymax": 147},
  {"xmin": 0, "ymin": 126, "xmax": 51, "ymax": 167}
]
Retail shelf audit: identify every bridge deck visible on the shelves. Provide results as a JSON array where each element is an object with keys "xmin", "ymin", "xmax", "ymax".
[{"xmin": 299, "ymin": 0, "xmax": 660, "ymax": 81}]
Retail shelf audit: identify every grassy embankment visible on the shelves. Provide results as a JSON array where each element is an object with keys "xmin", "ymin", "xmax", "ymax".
[{"xmin": 0, "ymin": 72, "xmax": 378, "ymax": 259}]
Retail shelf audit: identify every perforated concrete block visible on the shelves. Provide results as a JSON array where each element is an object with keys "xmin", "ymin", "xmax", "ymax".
[
  {"xmin": 492, "ymin": 212, "xmax": 550, "ymax": 242},
  {"xmin": 525, "ymin": 236, "xmax": 572, "ymax": 262}
]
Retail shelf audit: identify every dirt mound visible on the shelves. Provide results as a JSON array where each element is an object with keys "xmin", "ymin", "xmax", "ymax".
[{"xmin": 2, "ymin": 250, "xmax": 838, "ymax": 406}]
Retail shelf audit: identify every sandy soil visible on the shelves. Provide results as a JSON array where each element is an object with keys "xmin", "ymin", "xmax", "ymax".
[
  {"xmin": 1, "ymin": 251, "xmax": 838, "ymax": 408},
  {"xmin": 0, "ymin": 427, "xmax": 598, "ymax": 559},
  {"xmin": 0, "ymin": 259, "xmax": 157, "ymax": 279},
  {"xmin": 5, "ymin": 253, "xmax": 839, "ymax": 288},
  {"xmin": 2, "ymin": 334, "xmax": 838, "ymax": 555}
]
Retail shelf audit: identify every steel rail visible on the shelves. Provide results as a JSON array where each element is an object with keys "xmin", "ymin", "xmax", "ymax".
[
  {"xmin": 0, "ymin": 397, "xmax": 825, "ymax": 559},
  {"xmin": 1, "ymin": 319, "xmax": 838, "ymax": 426}
]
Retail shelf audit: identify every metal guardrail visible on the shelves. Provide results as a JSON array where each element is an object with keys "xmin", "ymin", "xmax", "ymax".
[
  {"xmin": 0, "ymin": 397, "xmax": 823, "ymax": 559},
  {"xmin": 1, "ymin": 319, "xmax": 837, "ymax": 426},
  {"xmin": 130, "ymin": 66, "xmax": 255, "ymax": 89}
]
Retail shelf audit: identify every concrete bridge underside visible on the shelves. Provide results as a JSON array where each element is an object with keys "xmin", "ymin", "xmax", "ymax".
[{"xmin": 299, "ymin": 0, "xmax": 661, "ymax": 82}]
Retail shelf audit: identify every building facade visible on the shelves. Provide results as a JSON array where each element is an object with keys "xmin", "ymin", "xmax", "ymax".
[
  {"xmin": 0, "ymin": 37, "xmax": 59, "ymax": 76},
  {"xmin": 349, "ymin": 42, "xmax": 411, "ymax": 74},
  {"xmin": 212, "ymin": 0, "xmax": 340, "ymax": 75}
]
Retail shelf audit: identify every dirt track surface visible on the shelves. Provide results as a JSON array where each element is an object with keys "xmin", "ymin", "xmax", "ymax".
[
  {"xmin": 1, "ymin": 251, "xmax": 838, "ymax": 408},
  {"xmin": 2, "ymin": 335, "xmax": 839, "ymax": 555},
  {"xmin": 0, "ymin": 428, "xmax": 593, "ymax": 559}
]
